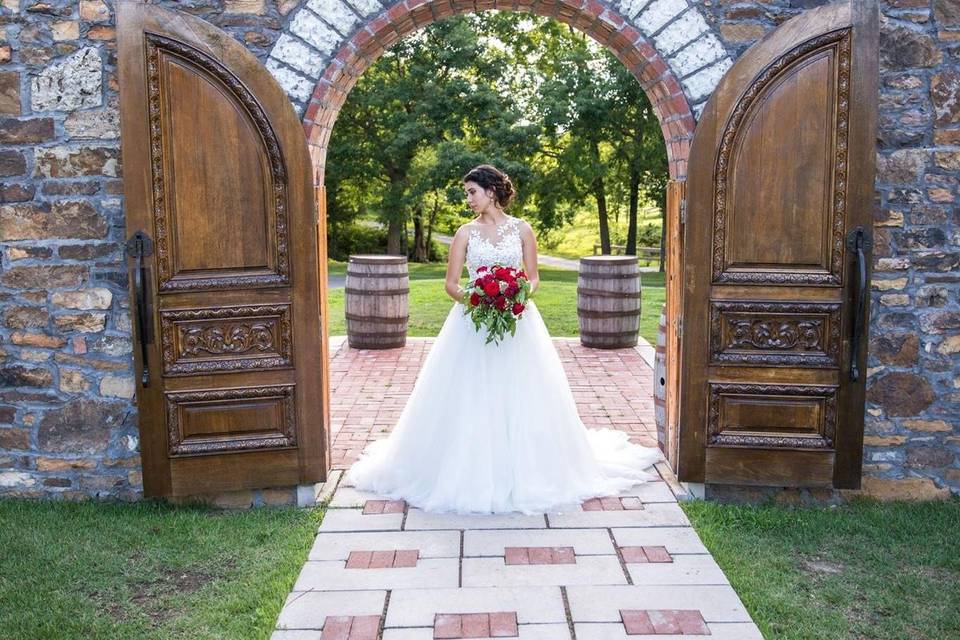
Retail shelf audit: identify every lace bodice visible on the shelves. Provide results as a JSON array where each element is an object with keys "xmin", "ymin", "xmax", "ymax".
[{"xmin": 465, "ymin": 216, "xmax": 523, "ymax": 281}]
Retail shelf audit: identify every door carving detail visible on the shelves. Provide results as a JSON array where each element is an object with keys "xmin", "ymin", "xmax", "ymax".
[
  {"xmin": 707, "ymin": 382, "xmax": 838, "ymax": 449},
  {"xmin": 166, "ymin": 384, "xmax": 298, "ymax": 456},
  {"xmin": 145, "ymin": 33, "xmax": 291, "ymax": 291},
  {"xmin": 713, "ymin": 29, "xmax": 852, "ymax": 286},
  {"xmin": 709, "ymin": 301, "xmax": 842, "ymax": 366},
  {"xmin": 160, "ymin": 304, "xmax": 294, "ymax": 375}
]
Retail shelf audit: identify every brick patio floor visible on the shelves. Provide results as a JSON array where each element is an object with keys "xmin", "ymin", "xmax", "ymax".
[
  {"xmin": 328, "ymin": 336, "xmax": 659, "ymax": 471},
  {"xmin": 273, "ymin": 338, "xmax": 763, "ymax": 640}
]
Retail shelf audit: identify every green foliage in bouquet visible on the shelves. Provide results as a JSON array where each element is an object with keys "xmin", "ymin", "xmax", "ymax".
[{"xmin": 461, "ymin": 263, "xmax": 532, "ymax": 345}]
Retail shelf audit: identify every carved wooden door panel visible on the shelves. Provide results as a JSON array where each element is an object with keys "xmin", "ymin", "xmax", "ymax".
[
  {"xmin": 678, "ymin": 0, "xmax": 878, "ymax": 488},
  {"xmin": 117, "ymin": 3, "xmax": 327, "ymax": 497}
]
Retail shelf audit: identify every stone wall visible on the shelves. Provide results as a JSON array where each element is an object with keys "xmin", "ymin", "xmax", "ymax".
[{"xmin": 0, "ymin": 0, "xmax": 957, "ymax": 502}]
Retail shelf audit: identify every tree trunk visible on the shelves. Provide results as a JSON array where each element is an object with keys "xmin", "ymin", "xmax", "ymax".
[
  {"xmin": 385, "ymin": 169, "xmax": 407, "ymax": 255},
  {"xmin": 425, "ymin": 191, "xmax": 440, "ymax": 260},
  {"xmin": 626, "ymin": 165, "xmax": 640, "ymax": 256},
  {"xmin": 387, "ymin": 218, "xmax": 403, "ymax": 255},
  {"xmin": 591, "ymin": 140, "xmax": 611, "ymax": 254},
  {"xmin": 412, "ymin": 203, "xmax": 429, "ymax": 262}
]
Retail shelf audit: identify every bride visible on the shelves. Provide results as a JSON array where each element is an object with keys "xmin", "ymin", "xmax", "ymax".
[{"xmin": 343, "ymin": 164, "xmax": 662, "ymax": 515}]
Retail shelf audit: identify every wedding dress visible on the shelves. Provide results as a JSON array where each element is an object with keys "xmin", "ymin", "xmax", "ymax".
[{"xmin": 343, "ymin": 215, "xmax": 663, "ymax": 515}]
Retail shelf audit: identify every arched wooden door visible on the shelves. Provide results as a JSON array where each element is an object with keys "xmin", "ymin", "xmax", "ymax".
[
  {"xmin": 677, "ymin": 0, "xmax": 879, "ymax": 488},
  {"xmin": 117, "ymin": 2, "xmax": 328, "ymax": 497}
]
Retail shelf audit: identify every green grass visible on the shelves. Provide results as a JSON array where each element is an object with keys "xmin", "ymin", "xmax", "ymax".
[
  {"xmin": 538, "ymin": 205, "xmax": 664, "ymax": 264},
  {"xmin": 681, "ymin": 497, "xmax": 960, "ymax": 640},
  {"xmin": 327, "ymin": 260, "xmax": 666, "ymax": 343},
  {"xmin": 0, "ymin": 498, "xmax": 322, "ymax": 640}
]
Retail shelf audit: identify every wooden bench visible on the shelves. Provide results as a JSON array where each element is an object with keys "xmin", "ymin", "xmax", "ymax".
[{"xmin": 593, "ymin": 244, "xmax": 660, "ymax": 262}]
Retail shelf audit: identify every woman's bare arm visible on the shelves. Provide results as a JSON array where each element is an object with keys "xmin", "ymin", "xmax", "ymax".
[
  {"xmin": 444, "ymin": 225, "xmax": 469, "ymax": 303},
  {"xmin": 519, "ymin": 220, "xmax": 540, "ymax": 296}
]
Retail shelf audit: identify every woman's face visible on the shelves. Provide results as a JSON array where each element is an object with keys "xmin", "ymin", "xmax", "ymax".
[{"xmin": 463, "ymin": 180, "xmax": 495, "ymax": 213}]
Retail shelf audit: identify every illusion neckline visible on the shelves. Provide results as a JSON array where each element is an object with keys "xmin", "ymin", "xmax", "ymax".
[{"xmin": 469, "ymin": 216, "xmax": 518, "ymax": 247}]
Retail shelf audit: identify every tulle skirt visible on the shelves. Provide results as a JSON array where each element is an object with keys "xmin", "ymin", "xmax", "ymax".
[{"xmin": 343, "ymin": 298, "xmax": 663, "ymax": 515}]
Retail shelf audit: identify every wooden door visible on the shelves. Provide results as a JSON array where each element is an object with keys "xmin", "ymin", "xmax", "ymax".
[
  {"xmin": 678, "ymin": 0, "xmax": 878, "ymax": 488},
  {"xmin": 117, "ymin": 2, "xmax": 328, "ymax": 497},
  {"xmin": 664, "ymin": 179, "xmax": 684, "ymax": 471}
]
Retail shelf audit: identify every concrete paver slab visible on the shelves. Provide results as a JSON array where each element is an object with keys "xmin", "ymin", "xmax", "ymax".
[
  {"xmin": 614, "ymin": 481, "xmax": 677, "ymax": 503},
  {"xmin": 308, "ymin": 530, "xmax": 460, "ymax": 560},
  {"xmin": 292, "ymin": 558, "xmax": 459, "ymax": 591},
  {"xmin": 611, "ymin": 527, "xmax": 710, "ymax": 555},
  {"xmin": 317, "ymin": 508, "xmax": 404, "ymax": 532},
  {"xmin": 404, "ymin": 508, "xmax": 547, "ymax": 530},
  {"xmin": 384, "ymin": 586, "xmax": 567, "ymax": 627},
  {"xmin": 546, "ymin": 502, "xmax": 690, "ymax": 528},
  {"xmin": 463, "ymin": 528, "xmax": 616, "ymax": 557},
  {"xmin": 383, "ymin": 623, "xmax": 573, "ymax": 639},
  {"xmin": 575, "ymin": 621, "xmax": 764, "ymax": 639},
  {"xmin": 624, "ymin": 554, "xmax": 731, "ymax": 585},
  {"xmin": 565, "ymin": 585, "xmax": 754, "ymax": 623},
  {"xmin": 462, "ymin": 555, "xmax": 628, "ymax": 587},
  {"xmin": 275, "ymin": 590, "xmax": 386, "ymax": 630}
]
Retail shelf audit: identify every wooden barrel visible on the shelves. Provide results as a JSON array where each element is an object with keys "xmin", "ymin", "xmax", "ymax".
[
  {"xmin": 345, "ymin": 255, "xmax": 409, "ymax": 349},
  {"xmin": 654, "ymin": 305, "xmax": 668, "ymax": 455},
  {"xmin": 577, "ymin": 255, "xmax": 641, "ymax": 349}
]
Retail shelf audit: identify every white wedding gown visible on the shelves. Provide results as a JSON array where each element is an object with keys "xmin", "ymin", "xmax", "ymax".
[{"xmin": 343, "ymin": 215, "xmax": 663, "ymax": 515}]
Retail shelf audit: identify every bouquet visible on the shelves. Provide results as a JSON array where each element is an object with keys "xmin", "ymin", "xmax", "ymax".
[{"xmin": 461, "ymin": 263, "xmax": 532, "ymax": 345}]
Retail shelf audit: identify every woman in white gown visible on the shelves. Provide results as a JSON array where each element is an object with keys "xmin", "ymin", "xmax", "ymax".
[{"xmin": 343, "ymin": 164, "xmax": 662, "ymax": 515}]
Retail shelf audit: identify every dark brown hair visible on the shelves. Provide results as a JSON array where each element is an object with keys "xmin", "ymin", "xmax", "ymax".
[{"xmin": 462, "ymin": 164, "xmax": 516, "ymax": 209}]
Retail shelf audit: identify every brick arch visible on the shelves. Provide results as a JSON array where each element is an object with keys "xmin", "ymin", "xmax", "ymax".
[{"xmin": 267, "ymin": 0, "xmax": 734, "ymax": 181}]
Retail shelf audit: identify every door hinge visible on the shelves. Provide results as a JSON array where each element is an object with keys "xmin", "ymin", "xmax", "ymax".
[
  {"xmin": 679, "ymin": 198, "xmax": 687, "ymax": 225},
  {"xmin": 675, "ymin": 316, "xmax": 682, "ymax": 340}
]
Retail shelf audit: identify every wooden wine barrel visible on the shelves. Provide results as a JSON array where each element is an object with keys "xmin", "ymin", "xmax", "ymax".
[
  {"xmin": 577, "ymin": 255, "xmax": 641, "ymax": 349},
  {"xmin": 345, "ymin": 255, "xmax": 409, "ymax": 349},
  {"xmin": 654, "ymin": 305, "xmax": 668, "ymax": 456}
]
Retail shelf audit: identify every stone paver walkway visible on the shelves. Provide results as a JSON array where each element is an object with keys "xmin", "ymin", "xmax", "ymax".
[{"xmin": 273, "ymin": 338, "xmax": 762, "ymax": 639}]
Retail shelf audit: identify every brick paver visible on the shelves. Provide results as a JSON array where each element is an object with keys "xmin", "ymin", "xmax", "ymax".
[{"xmin": 273, "ymin": 339, "xmax": 761, "ymax": 640}]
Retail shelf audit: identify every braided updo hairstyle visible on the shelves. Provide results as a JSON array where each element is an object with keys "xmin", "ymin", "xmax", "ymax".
[{"xmin": 462, "ymin": 164, "xmax": 516, "ymax": 210}]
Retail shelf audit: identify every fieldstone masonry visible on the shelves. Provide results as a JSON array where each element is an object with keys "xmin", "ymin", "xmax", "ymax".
[{"xmin": 0, "ymin": 0, "xmax": 957, "ymax": 502}]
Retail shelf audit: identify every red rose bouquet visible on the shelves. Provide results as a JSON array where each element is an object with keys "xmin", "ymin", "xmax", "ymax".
[{"xmin": 461, "ymin": 263, "xmax": 532, "ymax": 345}]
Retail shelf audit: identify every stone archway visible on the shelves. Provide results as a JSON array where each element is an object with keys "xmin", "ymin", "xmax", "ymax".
[
  {"xmin": 266, "ymin": 0, "xmax": 734, "ymax": 178},
  {"xmin": 268, "ymin": 0, "xmax": 732, "ymax": 477}
]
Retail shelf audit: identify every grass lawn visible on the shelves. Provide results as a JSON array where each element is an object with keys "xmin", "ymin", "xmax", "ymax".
[
  {"xmin": 1, "ymin": 496, "xmax": 956, "ymax": 639},
  {"xmin": 537, "ymin": 205, "xmax": 664, "ymax": 265},
  {"xmin": 327, "ymin": 260, "xmax": 666, "ymax": 343},
  {"xmin": 0, "ymin": 498, "xmax": 322, "ymax": 640},
  {"xmin": 682, "ymin": 497, "xmax": 960, "ymax": 640}
]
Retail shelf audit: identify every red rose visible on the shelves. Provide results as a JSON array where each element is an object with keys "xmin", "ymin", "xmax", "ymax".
[
  {"xmin": 518, "ymin": 270, "xmax": 526, "ymax": 278},
  {"xmin": 469, "ymin": 293, "xmax": 481, "ymax": 306},
  {"xmin": 483, "ymin": 280, "xmax": 500, "ymax": 297},
  {"xmin": 477, "ymin": 265, "xmax": 488, "ymax": 273},
  {"xmin": 505, "ymin": 283, "xmax": 519, "ymax": 297},
  {"xmin": 494, "ymin": 295, "xmax": 508, "ymax": 311},
  {"xmin": 474, "ymin": 277, "xmax": 484, "ymax": 286},
  {"xmin": 512, "ymin": 302, "xmax": 525, "ymax": 315}
]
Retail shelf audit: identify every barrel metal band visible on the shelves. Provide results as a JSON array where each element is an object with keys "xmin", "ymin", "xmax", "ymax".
[
  {"xmin": 349, "ymin": 331, "xmax": 408, "ymax": 338},
  {"xmin": 346, "ymin": 271, "xmax": 410, "ymax": 279},
  {"xmin": 577, "ymin": 308, "xmax": 640, "ymax": 318},
  {"xmin": 577, "ymin": 288, "xmax": 642, "ymax": 298},
  {"xmin": 344, "ymin": 287, "xmax": 410, "ymax": 295},
  {"xmin": 580, "ymin": 330, "xmax": 640, "ymax": 339},
  {"xmin": 345, "ymin": 312, "xmax": 410, "ymax": 323},
  {"xmin": 577, "ymin": 272, "xmax": 639, "ymax": 279}
]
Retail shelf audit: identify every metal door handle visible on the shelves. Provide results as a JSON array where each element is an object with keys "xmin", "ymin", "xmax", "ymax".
[
  {"xmin": 126, "ymin": 231, "xmax": 153, "ymax": 387},
  {"xmin": 846, "ymin": 227, "xmax": 871, "ymax": 382}
]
